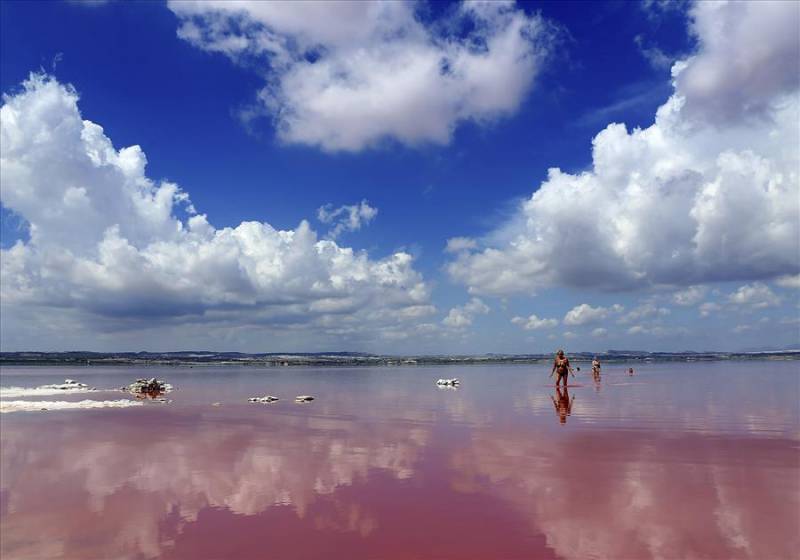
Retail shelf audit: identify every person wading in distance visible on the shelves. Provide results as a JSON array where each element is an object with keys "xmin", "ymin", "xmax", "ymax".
[{"xmin": 550, "ymin": 349, "xmax": 574, "ymax": 387}]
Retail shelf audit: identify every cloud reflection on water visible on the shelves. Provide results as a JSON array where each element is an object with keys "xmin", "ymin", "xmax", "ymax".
[
  {"xmin": 1, "ymin": 363, "xmax": 798, "ymax": 559},
  {"xmin": 0, "ymin": 410, "xmax": 429, "ymax": 559}
]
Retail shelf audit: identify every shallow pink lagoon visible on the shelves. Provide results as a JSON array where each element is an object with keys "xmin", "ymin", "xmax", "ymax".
[{"xmin": 1, "ymin": 361, "xmax": 798, "ymax": 559}]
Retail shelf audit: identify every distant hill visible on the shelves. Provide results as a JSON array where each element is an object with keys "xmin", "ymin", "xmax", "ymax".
[
  {"xmin": 738, "ymin": 344, "xmax": 800, "ymax": 353},
  {"xmin": 1, "ymin": 349, "xmax": 798, "ymax": 366}
]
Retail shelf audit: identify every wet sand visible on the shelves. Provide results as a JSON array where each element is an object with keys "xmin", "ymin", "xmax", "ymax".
[{"xmin": 1, "ymin": 361, "xmax": 798, "ymax": 559}]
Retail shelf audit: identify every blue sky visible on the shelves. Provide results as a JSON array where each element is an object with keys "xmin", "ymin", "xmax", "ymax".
[{"xmin": 1, "ymin": 0, "xmax": 798, "ymax": 353}]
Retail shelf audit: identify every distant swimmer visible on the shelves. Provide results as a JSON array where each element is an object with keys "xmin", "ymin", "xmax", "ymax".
[
  {"xmin": 591, "ymin": 357, "xmax": 601, "ymax": 378},
  {"xmin": 550, "ymin": 349, "xmax": 574, "ymax": 387},
  {"xmin": 628, "ymin": 367, "xmax": 635, "ymax": 376},
  {"xmin": 552, "ymin": 386, "xmax": 574, "ymax": 424}
]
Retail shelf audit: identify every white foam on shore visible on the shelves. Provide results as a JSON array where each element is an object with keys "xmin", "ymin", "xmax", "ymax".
[
  {"xmin": 0, "ymin": 386, "xmax": 99, "ymax": 398},
  {"xmin": 0, "ymin": 399, "xmax": 143, "ymax": 413}
]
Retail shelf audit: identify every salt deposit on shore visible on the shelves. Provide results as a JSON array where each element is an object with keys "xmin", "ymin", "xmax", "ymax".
[{"xmin": 0, "ymin": 399, "xmax": 143, "ymax": 413}]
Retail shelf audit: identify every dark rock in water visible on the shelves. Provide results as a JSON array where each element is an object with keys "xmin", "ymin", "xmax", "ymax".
[{"xmin": 125, "ymin": 377, "xmax": 172, "ymax": 399}]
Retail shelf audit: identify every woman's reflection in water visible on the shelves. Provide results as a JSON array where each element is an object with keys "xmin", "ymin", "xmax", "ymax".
[{"xmin": 551, "ymin": 386, "xmax": 575, "ymax": 425}]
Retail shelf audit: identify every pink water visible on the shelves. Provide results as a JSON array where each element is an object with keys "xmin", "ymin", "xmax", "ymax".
[{"xmin": 1, "ymin": 362, "xmax": 798, "ymax": 559}]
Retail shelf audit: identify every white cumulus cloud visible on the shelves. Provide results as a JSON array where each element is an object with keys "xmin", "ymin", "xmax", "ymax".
[
  {"xmin": 775, "ymin": 274, "xmax": 800, "ymax": 290},
  {"xmin": 675, "ymin": 0, "xmax": 800, "ymax": 125},
  {"xmin": 627, "ymin": 324, "xmax": 686, "ymax": 337},
  {"xmin": 699, "ymin": 302, "xmax": 722, "ymax": 318},
  {"xmin": 445, "ymin": 237, "xmax": 478, "ymax": 254},
  {"xmin": 442, "ymin": 297, "xmax": 489, "ymax": 329},
  {"xmin": 167, "ymin": 0, "xmax": 556, "ymax": 152},
  {"xmin": 672, "ymin": 285, "xmax": 707, "ymax": 306},
  {"xmin": 618, "ymin": 302, "xmax": 670, "ymax": 325},
  {"xmin": 511, "ymin": 313, "xmax": 558, "ymax": 330},
  {"xmin": 634, "ymin": 34, "xmax": 674, "ymax": 70},
  {"xmin": 0, "ymin": 74, "xmax": 432, "ymax": 348},
  {"xmin": 728, "ymin": 283, "xmax": 781, "ymax": 309},
  {"xmin": 317, "ymin": 199, "xmax": 377, "ymax": 240},
  {"xmin": 447, "ymin": 0, "xmax": 800, "ymax": 296},
  {"xmin": 563, "ymin": 304, "xmax": 621, "ymax": 326}
]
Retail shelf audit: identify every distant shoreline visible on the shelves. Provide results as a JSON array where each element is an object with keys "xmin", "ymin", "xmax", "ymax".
[{"xmin": 1, "ymin": 350, "xmax": 798, "ymax": 367}]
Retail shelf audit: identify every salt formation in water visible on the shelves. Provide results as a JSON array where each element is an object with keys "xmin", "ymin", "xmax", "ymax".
[
  {"xmin": 436, "ymin": 378, "xmax": 460, "ymax": 387},
  {"xmin": 294, "ymin": 395, "xmax": 315, "ymax": 403},
  {"xmin": 0, "ymin": 379, "xmax": 96, "ymax": 398},
  {"xmin": 248, "ymin": 395, "xmax": 279, "ymax": 403},
  {"xmin": 0, "ymin": 399, "xmax": 144, "ymax": 413},
  {"xmin": 124, "ymin": 378, "xmax": 173, "ymax": 398}
]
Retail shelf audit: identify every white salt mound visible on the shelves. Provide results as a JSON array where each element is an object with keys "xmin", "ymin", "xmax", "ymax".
[
  {"xmin": 248, "ymin": 395, "xmax": 279, "ymax": 403},
  {"xmin": 0, "ymin": 399, "xmax": 143, "ymax": 413},
  {"xmin": 0, "ymin": 379, "xmax": 95, "ymax": 398},
  {"xmin": 436, "ymin": 378, "xmax": 460, "ymax": 386},
  {"xmin": 0, "ymin": 386, "xmax": 95, "ymax": 398}
]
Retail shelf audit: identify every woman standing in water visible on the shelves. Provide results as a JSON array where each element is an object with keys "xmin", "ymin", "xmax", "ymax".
[
  {"xmin": 591, "ymin": 357, "xmax": 601, "ymax": 380},
  {"xmin": 550, "ymin": 349, "xmax": 574, "ymax": 387}
]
